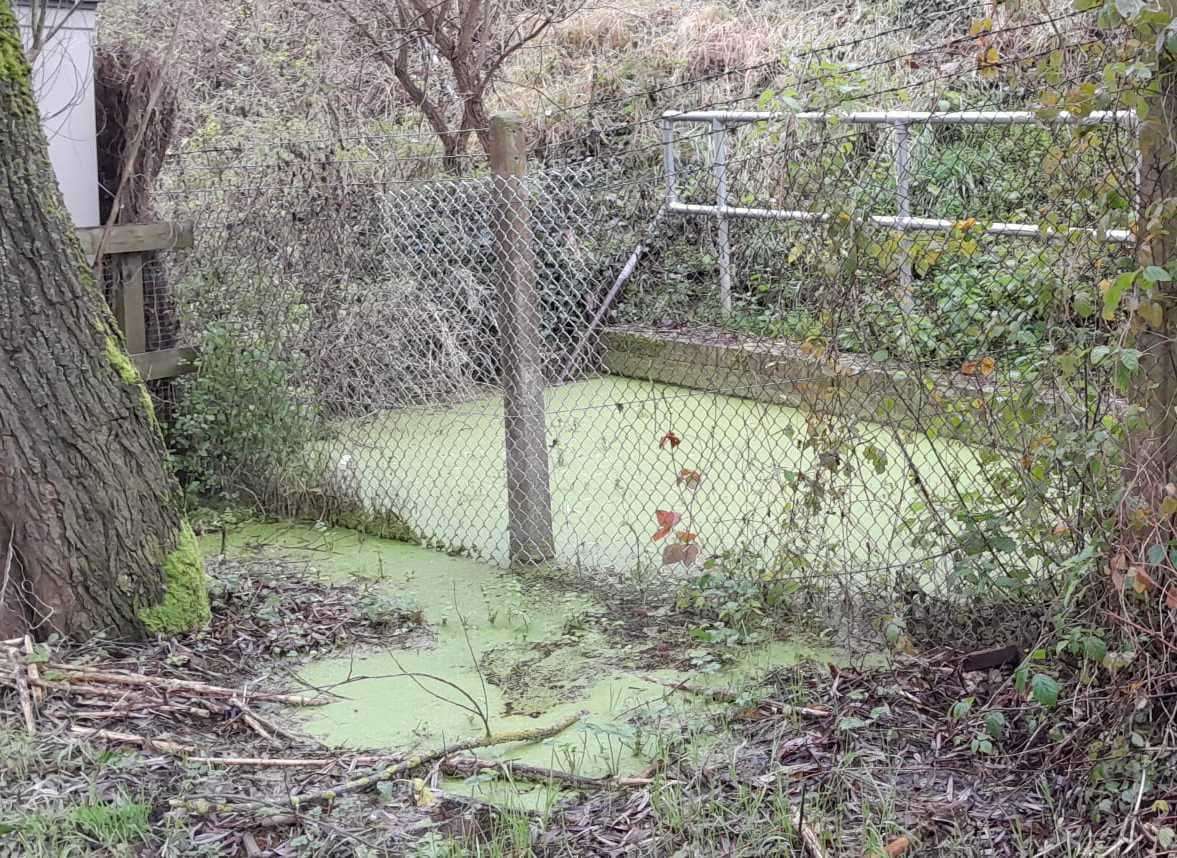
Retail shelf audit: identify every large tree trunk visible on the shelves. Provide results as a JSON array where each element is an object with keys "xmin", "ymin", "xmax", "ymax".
[{"xmin": 0, "ymin": 1, "xmax": 208, "ymax": 639}]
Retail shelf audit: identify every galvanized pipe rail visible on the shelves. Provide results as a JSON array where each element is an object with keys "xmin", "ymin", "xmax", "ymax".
[{"xmin": 660, "ymin": 109, "xmax": 1139, "ymax": 315}]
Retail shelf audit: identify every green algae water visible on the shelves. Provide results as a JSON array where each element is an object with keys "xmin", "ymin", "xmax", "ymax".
[
  {"xmin": 202, "ymin": 524, "xmax": 833, "ymax": 807},
  {"xmin": 327, "ymin": 377, "xmax": 978, "ymax": 575}
]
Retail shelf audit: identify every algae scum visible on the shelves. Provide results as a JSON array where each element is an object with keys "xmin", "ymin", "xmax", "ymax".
[
  {"xmin": 208, "ymin": 379, "xmax": 971, "ymax": 803},
  {"xmin": 329, "ymin": 376, "xmax": 978, "ymax": 573},
  {"xmin": 205, "ymin": 524, "xmax": 825, "ymax": 804}
]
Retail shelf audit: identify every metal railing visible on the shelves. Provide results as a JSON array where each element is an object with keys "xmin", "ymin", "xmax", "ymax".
[{"xmin": 661, "ymin": 109, "xmax": 1139, "ymax": 315}]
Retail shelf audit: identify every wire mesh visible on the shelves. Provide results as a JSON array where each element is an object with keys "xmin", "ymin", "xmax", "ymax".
[{"xmin": 150, "ymin": 9, "xmax": 1141, "ymax": 647}]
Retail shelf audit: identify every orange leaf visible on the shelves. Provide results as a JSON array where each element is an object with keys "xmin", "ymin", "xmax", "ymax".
[
  {"xmin": 1052, "ymin": 520, "xmax": 1069, "ymax": 536},
  {"xmin": 979, "ymin": 356, "xmax": 996, "ymax": 377},
  {"xmin": 961, "ymin": 360, "xmax": 978, "ymax": 376},
  {"xmin": 677, "ymin": 530, "xmax": 698, "ymax": 543},
  {"xmin": 659, "ymin": 431, "xmax": 681, "ymax": 450},
  {"xmin": 677, "ymin": 468, "xmax": 703, "ymax": 489},
  {"xmin": 652, "ymin": 509, "xmax": 681, "ymax": 542},
  {"xmin": 884, "ymin": 836, "xmax": 912, "ymax": 857}
]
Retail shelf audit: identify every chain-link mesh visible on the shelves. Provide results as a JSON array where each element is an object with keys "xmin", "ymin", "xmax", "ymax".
[{"xmin": 152, "ymin": 7, "xmax": 1143, "ymax": 648}]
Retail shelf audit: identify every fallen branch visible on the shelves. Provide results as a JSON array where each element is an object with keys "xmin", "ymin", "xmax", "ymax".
[
  {"xmin": 45, "ymin": 664, "xmax": 326, "ymax": 706},
  {"xmin": 288, "ymin": 712, "xmax": 583, "ymax": 810},
  {"xmin": 23, "ymin": 636, "xmax": 42, "ymax": 705},
  {"xmin": 11, "ymin": 656, "xmax": 36, "ymax": 735},
  {"xmin": 188, "ymin": 755, "xmax": 399, "ymax": 768},
  {"xmin": 71, "ymin": 726, "xmax": 195, "ymax": 755},
  {"xmin": 441, "ymin": 754, "xmax": 609, "ymax": 790}
]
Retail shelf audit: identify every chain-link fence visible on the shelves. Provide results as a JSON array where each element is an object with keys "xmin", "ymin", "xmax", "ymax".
[{"xmin": 151, "ymin": 7, "xmax": 1144, "ymax": 647}]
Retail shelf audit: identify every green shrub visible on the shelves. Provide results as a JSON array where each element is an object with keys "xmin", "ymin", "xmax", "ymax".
[{"xmin": 170, "ymin": 323, "xmax": 324, "ymax": 507}]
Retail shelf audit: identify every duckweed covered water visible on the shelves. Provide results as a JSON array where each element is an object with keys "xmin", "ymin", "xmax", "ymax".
[
  {"xmin": 204, "ymin": 524, "xmax": 832, "ymax": 806},
  {"xmin": 327, "ymin": 377, "xmax": 979, "ymax": 574}
]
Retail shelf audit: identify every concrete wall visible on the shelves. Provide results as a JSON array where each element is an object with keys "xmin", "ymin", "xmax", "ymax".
[
  {"xmin": 600, "ymin": 325, "xmax": 1076, "ymax": 449},
  {"xmin": 16, "ymin": 1, "xmax": 100, "ymax": 228}
]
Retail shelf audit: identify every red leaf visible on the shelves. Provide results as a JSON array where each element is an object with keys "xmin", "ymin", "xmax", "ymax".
[
  {"xmin": 676, "ymin": 468, "xmax": 703, "ymax": 489},
  {"xmin": 659, "ymin": 431, "xmax": 681, "ymax": 450},
  {"xmin": 652, "ymin": 509, "xmax": 681, "ymax": 542}
]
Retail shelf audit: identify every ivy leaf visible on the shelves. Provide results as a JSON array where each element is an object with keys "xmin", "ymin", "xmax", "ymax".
[
  {"xmin": 1030, "ymin": 674, "xmax": 1060, "ymax": 708},
  {"xmin": 984, "ymin": 711, "xmax": 1007, "ymax": 740},
  {"xmin": 1103, "ymin": 272, "xmax": 1136, "ymax": 320},
  {"xmin": 1143, "ymin": 265, "xmax": 1171, "ymax": 283},
  {"xmin": 1083, "ymin": 636, "xmax": 1107, "ymax": 662}
]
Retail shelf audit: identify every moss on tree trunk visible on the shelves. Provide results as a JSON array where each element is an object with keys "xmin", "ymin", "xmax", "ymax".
[{"xmin": 0, "ymin": 0, "xmax": 208, "ymax": 638}]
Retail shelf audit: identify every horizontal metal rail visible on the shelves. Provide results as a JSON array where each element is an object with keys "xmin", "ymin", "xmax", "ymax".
[
  {"xmin": 662, "ymin": 109, "xmax": 1137, "ymax": 126},
  {"xmin": 667, "ymin": 201, "xmax": 1134, "ymax": 244}
]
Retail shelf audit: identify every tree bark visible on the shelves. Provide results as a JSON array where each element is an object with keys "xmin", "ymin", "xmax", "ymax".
[{"xmin": 0, "ymin": 1, "xmax": 208, "ymax": 639}]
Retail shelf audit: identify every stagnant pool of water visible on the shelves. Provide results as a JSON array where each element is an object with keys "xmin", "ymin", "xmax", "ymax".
[
  {"xmin": 204, "ymin": 523, "xmax": 837, "ymax": 808},
  {"xmin": 325, "ymin": 376, "xmax": 980, "ymax": 575}
]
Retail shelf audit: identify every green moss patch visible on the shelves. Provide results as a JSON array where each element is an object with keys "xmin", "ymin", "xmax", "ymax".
[{"xmin": 140, "ymin": 522, "xmax": 211, "ymax": 634}]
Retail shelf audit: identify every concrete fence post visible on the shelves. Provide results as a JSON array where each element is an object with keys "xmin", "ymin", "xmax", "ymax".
[{"xmin": 489, "ymin": 113, "xmax": 555, "ymax": 565}]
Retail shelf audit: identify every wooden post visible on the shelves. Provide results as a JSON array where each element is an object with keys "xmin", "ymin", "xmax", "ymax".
[
  {"xmin": 1132, "ymin": 35, "xmax": 1177, "ymax": 485},
  {"xmin": 118, "ymin": 252, "xmax": 147, "ymax": 354},
  {"xmin": 490, "ymin": 113, "xmax": 555, "ymax": 566}
]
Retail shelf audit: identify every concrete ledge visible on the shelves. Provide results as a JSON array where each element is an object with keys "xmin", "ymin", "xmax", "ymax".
[{"xmin": 600, "ymin": 324, "xmax": 1079, "ymax": 448}]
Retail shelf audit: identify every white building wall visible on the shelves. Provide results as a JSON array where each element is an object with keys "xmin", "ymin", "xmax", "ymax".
[{"xmin": 16, "ymin": 1, "xmax": 100, "ymax": 228}]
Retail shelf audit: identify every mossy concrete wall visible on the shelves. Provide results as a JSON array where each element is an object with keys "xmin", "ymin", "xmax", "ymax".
[{"xmin": 600, "ymin": 325, "xmax": 1070, "ymax": 449}]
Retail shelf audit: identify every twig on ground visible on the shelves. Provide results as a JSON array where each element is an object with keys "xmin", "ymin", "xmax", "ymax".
[
  {"xmin": 188, "ymin": 755, "xmax": 399, "ymax": 767},
  {"xmin": 71, "ymin": 726, "xmax": 195, "ymax": 755},
  {"xmin": 45, "ymin": 664, "xmax": 326, "ymax": 705},
  {"xmin": 23, "ymin": 635, "xmax": 42, "ymax": 705},
  {"xmin": 286, "ymin": 712, "xmax": 583, "ymax": 809},
  {"xmin": 10, "ymin": 654, "xmax": 36, "ymax": 735}
]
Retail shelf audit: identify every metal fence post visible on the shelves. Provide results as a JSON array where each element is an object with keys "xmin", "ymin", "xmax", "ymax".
[
  {"xmin": 893, "ymin": 120, "xmax": 914, "ymax": 304},
  {"xmin": 489, "ymin": 113, "xmax": 555, "ymax": 566},
  {"xmin": 711, "ymin": 118, "xmax": 732, "ymax": 317}
]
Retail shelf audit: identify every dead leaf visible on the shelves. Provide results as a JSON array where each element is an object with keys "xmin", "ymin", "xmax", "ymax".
[
  {"xmin": 659, "ymin": 431, "xmax": 681, "ymax": 450},
  {"xmin": 677, "ymin": 531, "xmax": 698, "ymax": 543},
  {"xmin": 652, "ymin": 510, "xmax": 681, "ymax": 542},
  {"xmin": 1165, "ymin": 586, "xmax": 1177, "ymax": 611},
  {"xmin": 677, "ymin": 468, "xmax": 703, "ymax": 489},
  {"xmin": 1130, "ymin": 566, "xmax": 1157, "ymax": 593},
  {"xmin": 662, "ymin": 543, "xmax": 686, "ymax": 565},
  {"xmin": 883, "ymin": 835, "xmax": 912, "ymax": 857},
  {"xmin": 961, "ymin": 360, "xmax": 978, "ymax": 376},
  {"xmin": 683, "ymin": 543, "xmax": 700, "ymax": 566},
  {"xmin": 979, "ymin": 356, "xmax": 996, "ymax": 377}
]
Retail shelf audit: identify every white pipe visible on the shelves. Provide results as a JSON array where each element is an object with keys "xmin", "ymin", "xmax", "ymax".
[
  {"xmin": 666, "ymin": 201, "xmax": 1134, "ymax": 243},
  {"xmin": 661, "ymin": 109, "xmax": 1136, "ymax": 127}
]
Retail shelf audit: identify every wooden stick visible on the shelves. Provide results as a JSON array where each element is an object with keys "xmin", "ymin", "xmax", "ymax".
[
  {"xmin": 187, "ymin": 755, "xmax": 400, "ymax": 768},
  {"xmin": 70, "ymin": 726, "xmax": 194, "ymax": 755},
  {"xmin": 441, "ymin": 754, "xmax": 610, "ymax": 790},
  {"xmin": 45, "ymin": 664, "xmax": 326, "ymax": 706},
  {"xmin": 793, "ymin": 807, "xmax": 826, "ymax": 858},
  {"xmin": 11, "ymin": 659, "xmax": 36, "ymax": 735},
  {"xmin": 23, "ymin": 636, "xmax": 42, "ymax": 705},
  {"xmin": 231, "ymin": 696, "xmax": 305, "ymax": 746},
  {"xmin": 288, "ymin": 712, "xmax": 583, "ymax": 810}
]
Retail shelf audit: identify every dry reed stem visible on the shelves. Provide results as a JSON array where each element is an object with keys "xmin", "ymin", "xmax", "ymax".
[{"xmin": 45, "ymin": 663, "xmax": 326, "ymax": 706}]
